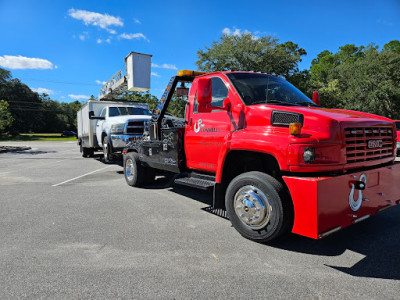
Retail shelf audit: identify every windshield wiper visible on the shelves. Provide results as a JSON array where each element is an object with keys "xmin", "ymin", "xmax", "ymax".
[
  {"xmin": 251, "ymin": 100, "xmax": 297, "ymax": 106},
  {"xmin": 295, "ymin": 101, "xmax": 319, "ymax": 107}
]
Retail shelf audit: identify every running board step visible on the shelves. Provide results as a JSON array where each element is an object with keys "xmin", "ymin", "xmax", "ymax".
[{"xmin": 174, "ymin": 177, "xmax": 215, "ymax": 190}]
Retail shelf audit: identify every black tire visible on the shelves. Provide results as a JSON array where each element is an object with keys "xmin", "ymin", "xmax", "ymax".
[
  {"xmin": 225, "ymin": 171, "xmax": 293, "ymax": 243},
  {"xmin": 124, "ymin": 152, "xmax": 145, "ymax": 187},
  {"xmin": 82, "ymin": 147, "xmax": 89, "ymax": 158},
  {"xmin": 87, "ymin": 148, "xmax": 94, "ymax": 157},
  {"xmin": 103, "ymin": 136, "xmax": 113, "ymax": 163}
]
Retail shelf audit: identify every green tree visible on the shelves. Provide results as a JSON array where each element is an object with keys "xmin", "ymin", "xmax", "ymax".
[
  {"xmin": 0, "ymin": 71, "xmax": 43, "ymax": 133},
  {"xmin": 310, "ymin": 42, "xmax": 400, "ymax": 118},
  {"xmin": 0, "ymin": 100, "xmax": 14, "ymax": 133},
  {"xmin": 196, "ymin": 32, "xmax": 306, "ymax": 79}
]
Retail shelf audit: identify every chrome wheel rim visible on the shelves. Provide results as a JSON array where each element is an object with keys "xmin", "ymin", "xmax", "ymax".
[
  {"xmin": 125, "ymin": 158, "xmax": 135, "ymax": 181},
  {"xmin": 103, "ymin": 143, "xmax": 108, "ymax": 160},
  {"xmin": 234, "ymin": 185, "xmax": 272, "ymax": 230}
]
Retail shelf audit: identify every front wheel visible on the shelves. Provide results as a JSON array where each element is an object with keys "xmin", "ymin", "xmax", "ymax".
[
  {"xmin": 103, "ymin": 136, "xmax": 113, "ymax": 163},
  {"xmin": 225, "ymin": 171, "xmax": 293, "ymax": 243},
  {"xmin": 124, "ymin": 152, "xmax": 145, "ymax": 187}
]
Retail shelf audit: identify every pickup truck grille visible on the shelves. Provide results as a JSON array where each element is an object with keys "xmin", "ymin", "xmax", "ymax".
[
  {"xmin": 126, "ymin": 121, "xmax": 145, "ymax": 135},
  {"xmin": 344, "ymin": 127, "xmax": 394, "ymax": 164}
]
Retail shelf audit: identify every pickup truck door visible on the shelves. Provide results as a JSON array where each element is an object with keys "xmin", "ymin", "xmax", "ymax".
[
  {"xmin": 185, "ymin": 76, "xmax": 231, "ymax": 173},
  {"xmin": 95, "ymin": 107, "xmax": 106, "ymax": 147}
]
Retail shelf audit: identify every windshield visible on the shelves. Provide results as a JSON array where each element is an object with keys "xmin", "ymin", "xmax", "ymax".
[
  {"xmin": 396, "ymin": 122, "xmax": 400, "ymax": 131},
  {"xmin": 226, "ymin": 73, "xmax": 315, "ymax": 106},
  {"xmin": 109, "ymin": 106, "xmax": 151, "ymax": 117}
]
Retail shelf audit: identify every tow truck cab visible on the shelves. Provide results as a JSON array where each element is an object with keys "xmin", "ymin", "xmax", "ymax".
[{"xmin": 123, "ymin": 70, "xmax": 400, "ymax": 243}]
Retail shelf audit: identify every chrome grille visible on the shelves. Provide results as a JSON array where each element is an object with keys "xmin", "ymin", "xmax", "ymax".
[
  {"xmin": 126, "ymin": 121, "xmax": 145, "ymax": 135},
  {"xmin": 344, "ymin": 127, "xmax": 394, "ymax": 163}
]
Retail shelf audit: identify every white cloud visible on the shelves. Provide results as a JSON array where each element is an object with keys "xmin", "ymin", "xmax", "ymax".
[
  {"xmin": 222, "ymin": 28, "xmax": 231, "ymax": 35},
  {"xmin": 97, "ymin": 38, "xmax": 111, "ymax": 44},
  {"xmin": 78, "ymin": 31, "xmax": 89, "ymax": 41},
  {"xmin": 222, "ymin": 27, "xmax": 241, "ymax": 36},
  {"xmin": 134, "ymin": 18, "xmax": 141, "ymax": 24},
  {"xmin": 377, "ymin": 19, "xmax": 393, "ymax": 26},
  {"xmin": 151, "ymin": 63, "xmax": 177, "ymax": 70},
  {"xmin": 222, "ymin": 27, "xmax": 259, "ymax": 39},
  {"xmin": 32, "ymin": 87, "xmax": 54, "ymax": 94},
  {"xmin": 68, "ymin": 8, "xmax": 123, "ymax": 32},
  {"xmin": 0, "ymin": 55, "xmax": 54, "ymax": 70},
  {"xmin": 69, "ymin": 94, "xmax": 90, "ymax": 100},
  {"xmin": 119, "ymin": 32, "xmax": 148, "ymax": 41},
  {"xmin": 151, "ymin": 72, "xmax": 160, "ymax": 77},
  {"xmin": 95, "ymin": 80, "xmax": 106, "ymax": 85}
]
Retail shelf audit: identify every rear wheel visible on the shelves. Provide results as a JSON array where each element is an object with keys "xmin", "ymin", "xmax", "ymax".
[
  {"xmin": 124, "ymin": 152, "xmax": 145, "ymax": 187},
  {"xmin": 225, "ymin": 171, "xmax": 293, "ymax": 243},
  {"xmin": 82, "ymin": 147, "xmax": 89, "ymax": 158}
]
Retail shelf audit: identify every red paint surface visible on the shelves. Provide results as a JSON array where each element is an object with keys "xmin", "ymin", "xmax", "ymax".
[
  {"xmin": 284, "ymin": 164, "xmax": 400, "ymax": 238},
  {"xmin": 181, "ymin": 71, "xmax": 399, "ymax": 239}
]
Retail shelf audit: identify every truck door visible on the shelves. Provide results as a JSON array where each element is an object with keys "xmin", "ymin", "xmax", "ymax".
[
  {"xmin": 185, "ymin": 76, "xmax": 231, "ymax": 173},
  {"xmin": 95, "ymin": 107, "xmax": 106, "ymax": 146}
]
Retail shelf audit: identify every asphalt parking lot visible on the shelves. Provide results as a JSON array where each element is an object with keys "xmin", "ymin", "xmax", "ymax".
[{"xmin": 0, "ymin": 141, "xmax": 399, "ymax": 299}]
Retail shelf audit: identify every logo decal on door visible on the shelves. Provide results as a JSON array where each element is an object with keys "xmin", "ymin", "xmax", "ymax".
[{"xmin": 194, "ymin": 119, "xmax": 204, "ymax": 133}]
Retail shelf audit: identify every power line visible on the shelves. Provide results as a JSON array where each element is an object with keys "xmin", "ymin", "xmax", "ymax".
[{"xmin": 20, "ymin": 78, "xmax": 100, "ymax": 86}]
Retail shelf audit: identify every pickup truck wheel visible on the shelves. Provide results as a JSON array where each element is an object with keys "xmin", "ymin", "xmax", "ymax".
[
  {"xmin": 124, "ymin": 152, "xmax": 144, "ymax": 187},
  {"xmin": 103, "ymin": 136, "xmax": 113, "ymax": 162},
  {"xmin": 225, "ymin": 171, "xmax": 293, "ymax": 243},
  {"xmin": 82, "ymin": 147, "xmax": 89, "ymax": 158}
]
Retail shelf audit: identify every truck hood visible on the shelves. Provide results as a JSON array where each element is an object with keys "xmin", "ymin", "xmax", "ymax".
[
  {"xmin": 108, "ymin": 115, "xmax": 151, "ymax": 124},
  {"xmin": 277, "ymin": 106, "xmax": 393, "ymax": 124},
  {"xmin": 246, "ymin": 105, "xmax": 395, "ymax": 143}
]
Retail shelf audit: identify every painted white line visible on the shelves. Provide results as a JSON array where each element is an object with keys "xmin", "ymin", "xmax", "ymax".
[{"xmin": 52, "ymin": 166, "xmax": 112, "ymax": 187}]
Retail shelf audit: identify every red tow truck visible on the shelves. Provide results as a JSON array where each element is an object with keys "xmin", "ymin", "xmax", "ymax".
[{"xmin": 123, "ymin": 70, "xmax": 400, "ymax": 243}]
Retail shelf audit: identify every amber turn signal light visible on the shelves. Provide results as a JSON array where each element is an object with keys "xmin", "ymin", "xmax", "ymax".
[{"xmin": 289, "ymin": 123, "xmax": 302, "ymax": 135}]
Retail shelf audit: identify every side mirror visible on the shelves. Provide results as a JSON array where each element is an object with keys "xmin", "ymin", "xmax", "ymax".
[
  {"xmin": 312, "ymin": 91, "xmax": 320, "ymax": 106},
  {"xmin": 223, "ymin": 97, "xmax": 231, "ymax": 111},
  {"xmin": 89, "ymin": 111, "xmax": 105, "ymax": 120},
  {"xmin": 197, "ymin": 78, "xmax": 212, "ymax": 113}
]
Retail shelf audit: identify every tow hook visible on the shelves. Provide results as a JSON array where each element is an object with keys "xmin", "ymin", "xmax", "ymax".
[{"xmin": 354, "ymin": 181, "xmax": 366, "ymax": 190}]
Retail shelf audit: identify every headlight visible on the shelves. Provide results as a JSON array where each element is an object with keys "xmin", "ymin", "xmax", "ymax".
[
  {"xmin": 111, "ymin": 123, "xmax": 125, "ymax": 134},
  {"xmin": 303, "ymin": 147, "xmax": 315, "ymax": 163}
]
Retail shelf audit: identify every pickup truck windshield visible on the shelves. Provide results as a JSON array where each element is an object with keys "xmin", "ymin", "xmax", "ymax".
[
  {"xmin": 226, "ymin": 73, "xmax": 315, "ymax": 106},
  {"xmin": 109, "ymin": 107, "xmax": 151, "ymax": 117}
]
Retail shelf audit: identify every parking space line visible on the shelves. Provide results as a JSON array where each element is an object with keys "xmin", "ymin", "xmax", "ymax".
[{"xmin": 52, "ymin": 166, "xmax": 113, "ymax": 187}]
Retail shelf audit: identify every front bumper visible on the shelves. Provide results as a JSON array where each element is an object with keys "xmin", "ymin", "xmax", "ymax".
[
  {"xmin": 283, "ymin": 162, "xmax": 400, "ymax": 239},
  {"xmin": 110, "ymin": 134, "xmax": 141, "ymax": 151}
]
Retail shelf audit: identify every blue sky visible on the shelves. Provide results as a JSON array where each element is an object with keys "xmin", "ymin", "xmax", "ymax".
[{"xmin": 0, "ymin": 0, "xmax": 399, "ymax": 103}]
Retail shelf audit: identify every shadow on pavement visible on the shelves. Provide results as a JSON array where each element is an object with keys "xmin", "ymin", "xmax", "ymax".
[
  {"xmin": 114, "ymin": 165, "xmax": 400, "ymax": 281},
  {"xmin": 168, "ymin": 183, "xmax": 400, "ymax": 280},
  {"xmin": 268, "ymin": 206, "xmax": 400, "ymax": 280}
]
